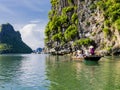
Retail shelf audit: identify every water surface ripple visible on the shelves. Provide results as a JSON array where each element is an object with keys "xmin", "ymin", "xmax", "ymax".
[{"xmin": 0, "ymin": 55, "xmax": 120, "ymax": 90}]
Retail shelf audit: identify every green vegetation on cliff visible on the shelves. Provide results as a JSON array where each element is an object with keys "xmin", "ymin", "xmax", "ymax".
[
  {"xmin": 97, "ymin": 0, "xmax": 120, "ymax": 31},
  {"xmin": 45, "ymin": 0, "xmax": 120, "ymax": 55},
  {"xmin": 0, "ymin": 23, "xmax": 32, "ymax": 54},
  {"xmin": 74, "ymin": 38, "xmax": 93, "ymax": 47},
  {"xmin": 64, "ymin": 25, "xmax": 78, "ymax": 41},
  {"xmin": 45, "ymin": 0, "xmax": 81, "ymax": 48}
]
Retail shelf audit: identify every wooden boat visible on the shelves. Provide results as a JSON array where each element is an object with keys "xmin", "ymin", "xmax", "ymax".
[
  {"xmin": 84, "ymin": 56, "xmax": 102, "ymax": 61},
  {"xmin": 72, "ymin": 55, "xmax": 102, "ymax": 62}
]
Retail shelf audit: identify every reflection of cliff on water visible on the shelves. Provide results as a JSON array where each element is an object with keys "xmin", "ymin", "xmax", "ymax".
[
  {"xmin": 84, "ymin": 60, "xmax": 99, "ymax": 66},
  {"xmin": 45, "ymin": 55, "xmax": 86, "ymax": 90},
  {"xmin": 45, "ymin": 56, "xmax": 98, "ymax": 90},
  {"xmin": 0, "ymin": 55, "xmax": 24, "ymax": 85},
  {"xmin": 45, "ymin": 55, "xmax": 120, "ymax": 90},
  {"xmin": 45, "ymin": 55, "xmax": 71, "ymax": 64}
]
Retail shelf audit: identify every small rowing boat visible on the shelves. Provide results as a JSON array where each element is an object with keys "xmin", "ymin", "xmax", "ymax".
[
  {"xmin": 72, "ymin": 55, "xmax": 102, "ymax": 62},
  {"xmin": 84, "ymin": 56, "xmax": 102, "ymax": 61}
]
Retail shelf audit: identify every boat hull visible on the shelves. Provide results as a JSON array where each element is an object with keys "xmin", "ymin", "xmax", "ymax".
[
  {"xmin": 72, "ymin": 56, "xmax": 102, "ymax": 62},
  {"xmin": 84, "ymin": 56, "xmax": 101, "ymax": 61}
]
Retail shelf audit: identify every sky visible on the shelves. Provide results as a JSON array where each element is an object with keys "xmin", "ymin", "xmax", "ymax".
[{"xmin": 0, "ymin": 0, "xmax": 51, "ymax": 50}]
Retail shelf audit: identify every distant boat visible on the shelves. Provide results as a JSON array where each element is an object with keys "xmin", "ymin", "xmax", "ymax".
[
  {"xmin": 72, "ymin": 56, "xmax": 102, "ymax": 62},
  {"xmin": 33, "ymin": 48, "xmax": 43, "ymax": 54}
]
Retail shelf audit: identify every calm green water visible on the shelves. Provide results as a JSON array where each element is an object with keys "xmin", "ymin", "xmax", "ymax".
[{"xmin": 0, "ymin": 54, "xmax": 120, "ymax": 90}]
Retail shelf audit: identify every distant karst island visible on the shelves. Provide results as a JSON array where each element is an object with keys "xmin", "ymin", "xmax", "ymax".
[{"xmin": 0, "ymin": 23, "xmax": 32, "ymax": 54}]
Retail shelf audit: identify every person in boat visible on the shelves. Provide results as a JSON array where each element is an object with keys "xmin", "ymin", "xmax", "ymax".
[{"xmin": 89, "ymin": 46, "xmax": 95, "ymax": 55}]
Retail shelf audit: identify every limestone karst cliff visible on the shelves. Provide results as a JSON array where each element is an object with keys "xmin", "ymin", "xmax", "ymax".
[
  {"xmin": 45, "ymin": 0, "xmax": 120, "ymax": 55},
  {"xmin": 0, "ymin": 23, "xmax": 32, "ymax": 54}
]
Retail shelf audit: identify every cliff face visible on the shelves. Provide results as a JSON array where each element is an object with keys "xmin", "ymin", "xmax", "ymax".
[
  {"xmin": 45, "ymin": 0, "xmax": 120, "ymax": 55},
  {"xmin": 0, "ymin": 23, "xmax": 32, "ymax": 54}
]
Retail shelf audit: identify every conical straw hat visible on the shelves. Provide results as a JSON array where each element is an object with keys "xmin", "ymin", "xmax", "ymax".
[{"xmin": 89, "ymin": 46, "xmax": 93, "ymax": 48}]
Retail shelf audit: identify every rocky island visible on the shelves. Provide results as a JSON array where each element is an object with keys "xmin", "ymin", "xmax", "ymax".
[
  {"xmin": 0, "ymin": 23, "xmax": 32, "ymax": 54},
  {"xmin": 45, "ymin": 0, "xmax": 120, "ymax": 55}
]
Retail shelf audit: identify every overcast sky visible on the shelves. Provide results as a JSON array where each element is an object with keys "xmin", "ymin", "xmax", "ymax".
[{"xmin": 0, "ymin": 0, "xmax": 51, "ymax": 49}]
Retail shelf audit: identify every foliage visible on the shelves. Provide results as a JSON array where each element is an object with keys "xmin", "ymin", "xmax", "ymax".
[
  {"xmin": 48, "ymin": 16, "xmax": 61, "ymax": 32},
  {"xmin": 74, "ymin": 38, "xmax": 93, "ymax": 46},
  {"xmin": 106, "ymin": 3, "xmax": 120, "ymax": 22},
  {"xmin": 115, "ymin": 19, "xmax": 120, "ymax": 31},
  {"xmin": 74, "ymin": 6, "xmax": 78, "ymax": 10},
  {"xmin": 50, "ymin": 0, "xmax": 59, "ymax": 6},
  {"xmin": 97, "ymin": 0, "xmax": 120, "ymax": 32},
  {"xmin": 48, "ymin": 10, "xmax": 55, "ymax": 20},
  {"xmin": 44, "ymin": 24, "xmax": 51, "ymax": 36},
  {"xmin": 103, "ymin": 27, "xmax": 110, "ymax": 37},
  {"xmin": 44, "ymin": 37, "xmax": 49, "ymax": 44},
  {"xmin": 0, "ymin": 44, "xmax": 11, "ymax": 51},
  {"xmin": 52, "ymin": 34, "xmax": 59, "ymax": 41},
  {"xmin": 62, "ymin": 6, "xmax": 74, "ymax": 14},
  {"xmin": 86, "ymin": 22, "xmax": 90, "ymax": 26},
  {"xmin": 68, "ymin": 0, "xmax": 73, "ymax": 4},
  {"xmin": 60, "ymin": 14, "xmax": 68, "ymax": 24},
  {"xmin": 104, "ymin": 20, "xmax": 111, "ymax": 27},
  {"xmin": 71, "ymin": 13, "xmax": 78, "ymax": 23},
  {"xmin": 105, "ymin": 46, "xmax": 112, "ymax": 52},
  {"xmin": 97, "ymin": 1, "xmax": 106, "ymax": 11},
  {"xmin": 64, "ymin": 25, "xmax": 78, "ymax": 41},
  {"xmin": 89, "ymin": 3, "xmax": 97, "ymax": 10},
  {"xmin": 91, "ymin": 32, "xmax": 96, "ymax": 36},
  {"xmin": 45, "ymin": 0, "xmax": 79, "ymax": 47},
  {"xmin": 52, "ymin": 32, "xmax": 65, "ymax": 42}
]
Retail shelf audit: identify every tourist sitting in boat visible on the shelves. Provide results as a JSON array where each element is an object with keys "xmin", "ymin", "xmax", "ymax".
[{"xmin": 89, "ymin": 46, "xmax": 95, "ymax": 55}]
